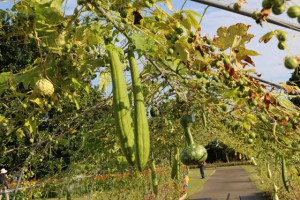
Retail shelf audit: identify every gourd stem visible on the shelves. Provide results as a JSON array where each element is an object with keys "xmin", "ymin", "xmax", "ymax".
[{"xmin": 184, "ymin": 127, "xmax": 194, "ymax": 146}]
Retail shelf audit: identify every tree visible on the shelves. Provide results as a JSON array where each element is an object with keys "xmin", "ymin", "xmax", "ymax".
[
  {"xmin": 287, "ymin": 69, "xmax": 300, "ymax": 107},
  {"xmin": 0, "ymin": 10, "xmax": 39, "ymax": 73}
]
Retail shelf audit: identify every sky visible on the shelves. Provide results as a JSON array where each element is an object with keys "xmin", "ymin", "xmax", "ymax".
[{"xmin": 1, "ymin": 0, "xmax": 300, "ymax": 85}]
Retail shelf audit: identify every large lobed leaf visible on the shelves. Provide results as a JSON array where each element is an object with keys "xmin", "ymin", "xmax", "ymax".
[{"xmin": 213, "ymin": 23, "xmax": 254, "ymax": 51}]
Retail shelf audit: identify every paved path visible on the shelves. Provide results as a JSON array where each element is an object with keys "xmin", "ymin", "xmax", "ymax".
[{"xmin": 188, "ymin": 167, "xmax": 268, "ymax": 200}]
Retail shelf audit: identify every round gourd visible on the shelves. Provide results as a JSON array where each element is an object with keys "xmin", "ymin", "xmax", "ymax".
[
  {"xmin": 180, "ymin": 144, "xmax": 208, "ymax": 165},
  {"xmin": 251, "ymin": 11, "xmax": 261, "ymax": 20},
  {"xmin": 272, "ymin": 0, "xmax": 284, "ymax": 7},
  {"xmin": 150, "ymin": 106, "xmax": 159, "ymax": 117},
  {"xmin": 34, "ymin": 78, "xmax": 54, "ymax": 97},
  {"xmin": 233, "ymin": 3, "xmax": 241, "ymax": 11},
  {"xmin": 262, "ymin": 0, "xmax": 272, "ymax": 9},
  {"xmin": 287, "ymin": 6, "xmax": 300, "ymax": 18},
  {"xmin": 284, "ymin": 56, "xmax": 298, "ymax": 69},
  {"xmin": 168, "ymin": 48, "xmax": 174, "ymax": 55},
  {"xmin": 272, "ymin": 5, "xmax": 285, "ymax": 15},
  {"xmin": 277, "ymin": 41, "xmax": 286, "ymax": 50},
  {"xmin": 277, "ymin": 32, "xmax": 288, "ymax": 41}
]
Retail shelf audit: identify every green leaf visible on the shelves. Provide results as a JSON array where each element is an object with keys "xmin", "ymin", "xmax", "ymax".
[
  {"xmin": 0, "ymin": 72, "xmax": 13, "ymax": 91},
  {"xmin": 73, "ymin": 97, "xmax": 80, "ymax": 110},
  {"xmin": 83, "ymin": 24, "xmax": 103, "ymax": 45},
  {"xmin": 72, "ymin": 78, "xmax": 82, "ymax": 87},
  {"xmin": 207, "ymin": 97, "xmax": 219, "ymax": 104},
  {"xmin": 99, "ymin": 70, "xmax": 111, "ymax": 92},
  {"xmin": 131, "ymin": 32, "xmax": 156, "ymax": 51},
  {"xmin": 50, "ymin": 0, "xmax": 64, "ymax": 10},
  {"xmin": 174, "ymin": 40, "xmax": 189, "ymax": 62}
]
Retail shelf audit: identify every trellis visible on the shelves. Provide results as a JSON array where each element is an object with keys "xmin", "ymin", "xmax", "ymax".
[
  {"xmin": 191, "ymin": 0, "xmax": 300, "ymax": 31},
  {"xmin": 191, "ymin": 0, "xmax": 300, "ymax": 92}
]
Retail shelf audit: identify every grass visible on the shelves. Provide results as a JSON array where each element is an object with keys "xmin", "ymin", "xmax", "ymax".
[
  {"xmin": 241, "ymin": 165, "xmax": 268, "ymax": 193},
  {"xmin": 186, "ymin": 167, "xmax": 216, "ymax": 197},
  {"xmin": 47, "ymin": 165, "xmax": 267, "ymax": 200}
]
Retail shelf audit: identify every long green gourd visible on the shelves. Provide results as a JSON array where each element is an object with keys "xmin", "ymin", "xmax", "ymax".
[
  {"xmin": 150, "ymin": 159, "xmax": 159, "ymax": 195},
  {"xmin": 171, "ymin": 147, "xmax": 181, "ymax": 180},
  {"xmin": 180, "ymin": 115, "xmax": 194, "ymax": 146},
  {"xmin": 108, "ymin": 45, "xmax": 135, "ymax": 166},
  {"xmin": 281, "ymin": 156, "xmax": 290, "ymax": 192},
  {"xmin": 128, "ymin": 46, "xmax": 150, "ymax": 171}
]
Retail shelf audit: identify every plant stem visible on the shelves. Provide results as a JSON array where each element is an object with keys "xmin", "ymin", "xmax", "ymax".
[
  {"xmin": 180, "ymin": 0, "xmax": 188, "ymax": 11},
  {"xmin": 200, "ymin": 6, "xmax": 209, "ymax": 25}
]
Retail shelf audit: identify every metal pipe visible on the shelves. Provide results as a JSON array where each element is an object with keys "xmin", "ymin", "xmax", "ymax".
[
  {"xmin": 247, "ymin": 74, "xmax": 283, "ymax": 89},
  {"xmin": 191, "ymin": 0, "xmax": 300, "ymax": 32}
]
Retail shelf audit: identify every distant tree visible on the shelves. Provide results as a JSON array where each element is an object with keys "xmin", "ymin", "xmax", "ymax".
[
  {"xmin": 287, "ymin": 69, "xmax": 300, "ymax": 107},
  {"xmin": 0, "ymin": 9, "xmax": 39, "ymax": 73}
]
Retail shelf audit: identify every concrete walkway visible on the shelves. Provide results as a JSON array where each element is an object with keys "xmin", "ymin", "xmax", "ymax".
[{"xmin": 188, "ymin": 167, "xmax": 268, "ymax": 200}]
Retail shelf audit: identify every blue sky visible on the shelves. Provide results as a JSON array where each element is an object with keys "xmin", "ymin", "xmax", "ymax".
[{"xmin": 1, "ymin": 0, "xmax": 299, "ymax": 84}]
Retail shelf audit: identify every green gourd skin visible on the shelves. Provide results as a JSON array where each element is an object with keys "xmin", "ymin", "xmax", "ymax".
[
  {"xmin": 171, "ymin": 147, "xmax": 181, "ymax": 180},
  {"xmin": 281, "ymin": 157, "xmax": 290, "ymax": 192},
  {"xmin": 184, "ymin": 126, "xmax": 195, "ymax": 146},
  {"xmin": 180, "ymin": 115, "xmax": 208, "ymax": 165},
  {"xmin": 108, "ymin": 45, "xmax": 135, "ymax": 166},
  {"xmin": 150, "ymin": 160, "xmax": 159, "ymax": 195},
  {"xmin": 128, "ymin": 46, "xmax": 150, "ymax": 171},
  {"xmin": 180, "ymin": 115, "xmax": 195, "ymax": 146}
]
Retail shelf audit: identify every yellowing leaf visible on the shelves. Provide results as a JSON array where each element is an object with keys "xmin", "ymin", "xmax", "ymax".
[
  {"xmin": 70, "ymin": 128, "xmax": 77, "ymax": 134},
  {"xmin": 24, "ymin": 119, "xmax": 33, "ymax": 133},
  {"xmin": 181, "ymin": 10, "xmax": 202, "ymax": 29},
  {"xmin": 16, "ymin": 128, "xmax": 25, "ymax": 141},
  {"xmin": 232, "ymin": 47, "xmax": 259, "ymax": 68},
  {"xmin": 24, "ymin": 120, "xmax": 30, "ymax": 127},
  {"xmin": 166, "ymin": 0, "xmax": 173, "ymax": 11},
  {"xmin": 259, "ymin": 31, "xmax": 275, "ymax": 43},
  {"xmin": 182, "ymin": 10, "xmax": 202, "ymax": 18},
  {"xmin": 242, "ymin": 122, "xmax": 251, "ymax": 131},
  {"xmin": 30, "ymin": 98, "xmax": 44, "ymax": 109},
  {"xmin": 246, "ymin": 114, "xmax": 257, "ymax": 122},
  {"xmin": 185, "ymin": 12, "xmax": 200, "ymax": 29},
  {"xmin": 259, "ymin": 30, "xmax": 287, "ymax": 43},
  {"xmin": 213, "ymin": 23, "xmax": 254, "ymax": 51},
  {"xmin": 0, "ymin": 115, "xmax": 4, "ymax": 122}
]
